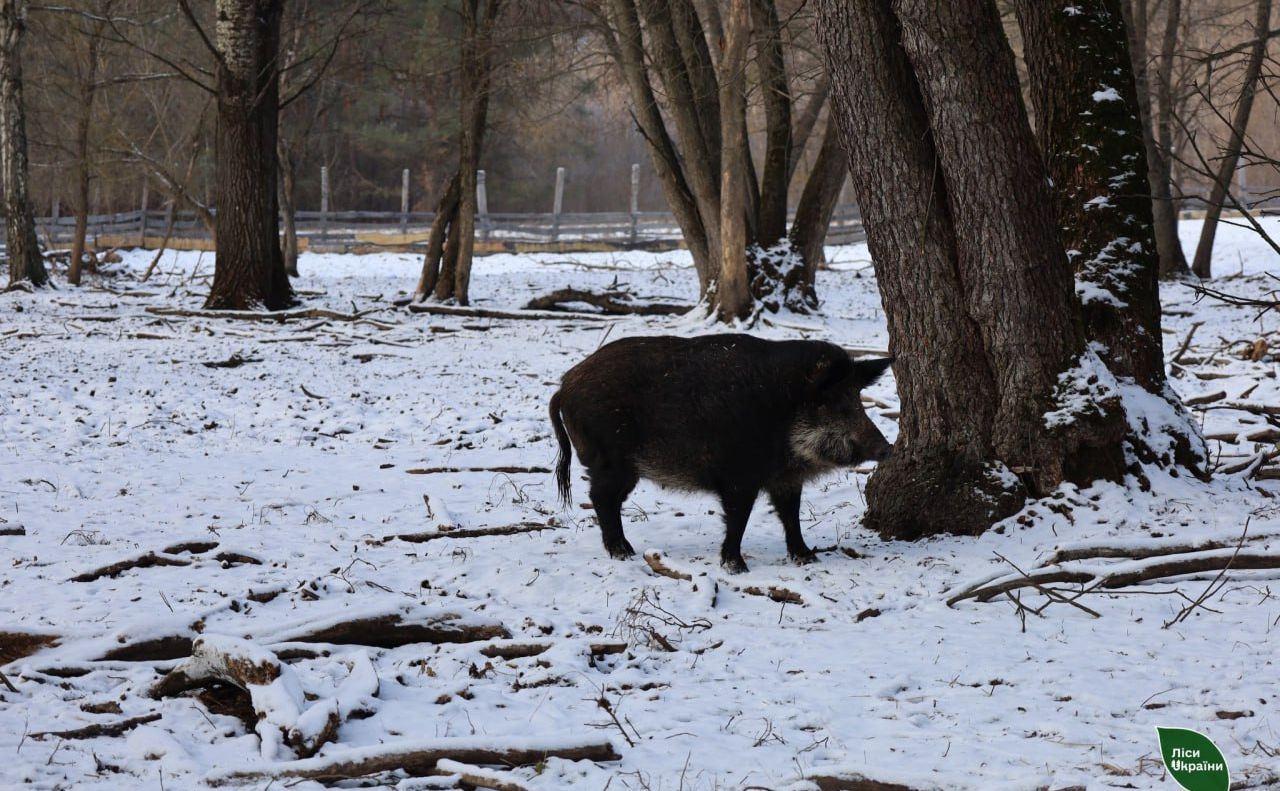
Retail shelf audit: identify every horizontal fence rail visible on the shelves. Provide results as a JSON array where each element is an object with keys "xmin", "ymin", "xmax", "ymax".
[{"xmin": 28, "ymin": 205, "xmax": 870, "ymax": 254}]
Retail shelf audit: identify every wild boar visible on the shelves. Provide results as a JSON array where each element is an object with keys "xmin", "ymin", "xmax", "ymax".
[{"xmin": 549, "ymin": 334, "xmax": 892, "ymax": 572}]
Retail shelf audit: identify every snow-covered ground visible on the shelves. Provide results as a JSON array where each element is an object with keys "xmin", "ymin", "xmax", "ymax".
[{"xmin": 1, "ymin": 219, "xmax": 1278, "ymax": 790}]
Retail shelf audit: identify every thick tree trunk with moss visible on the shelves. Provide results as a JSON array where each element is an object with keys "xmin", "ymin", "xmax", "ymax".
[
  {"xmin": 0, "ymin": 0, "xmax": 45, "ymax": 288},
  {"xmin": 1016, "ymin": 0, "xmax": 1205, "ymax": 472},
  {"xmin": 205, "ymin": 0, "xmax": 292, "ymax": 310},
  {"xmin": 817, "ymin": 0, "xmax": 1128, "ymax": 540}
]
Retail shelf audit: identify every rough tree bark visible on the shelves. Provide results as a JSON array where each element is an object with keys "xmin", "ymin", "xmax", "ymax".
[
  {"xmin": 1016, "ymin": 0, "xmax": 1205, "ymax": 471},
  {"xmin": 414, "ymin": 0, "xmax": 500, "ymax": 306},
  {"xmin": 817, "ymin": 0, "xmax": 1128, "ymax": 540},
  {"xmin": 205, "ymin": 0, "xmax": 293, "ymax": 310},
  {"xmin": 715, "ymin": 0, "xmax": 751, "ymax": 321},
  {"xmin": 0, "ymin": 0, "xmax": 46, "ymax": 288},
  {"xmin": 1122, "ymin": 0, "xmax": 1190, "ymax": 278},
  {"xmin": 600, "ymin": 0, "xmax": 839, "ymax": 319},
  {"xmin": 1190, "ymin": 0, "xmax": 1272, "ymax": 279}
]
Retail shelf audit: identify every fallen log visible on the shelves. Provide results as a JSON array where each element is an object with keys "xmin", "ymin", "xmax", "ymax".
[
  {"xmin": 948, "ymin": 549, "xmax": 1280, "ymax": 605},
  {"xmin": 478, "ymin": 640, "xmax": 627, "ymax": 660},
  {"xmin": 151, "ymin": 635, "xmax": 341, "ymax": 760},
  {"xmin": 69, "ymin": 551, "xmax": 191, "ymax": 582},
  {"xmin": 0, "ymin": 631, "xmax": 60, "ymax": 664},
  {"xmin": 146, "ymin": 306, "xmax": 394, "ymax": 328},
  {"xmin": 208, "ymin": 736, "xmax": 621, "ymax": 785},
  {"xmin": 405, "ymin": 466, "xmax": 551, "ymax": 475},
  {"xmin": 407, "ymin": 302, "xmax": 613, "ymax": 322},
  {"xmin": 524, "ymin": 288, "xmax": 690, "ymax": 316},
  {"xmin": 396, "ymin": 522, "xmax": 560, "ymax": 543},
  {"xmin": 255, "ymin": 609, "xmax": 511, "ymax": 648},
  {"xmin": 434, "ymin": 759, "xmax": 532, "ymax": 791},
  {"xmin": 31, "ymin": 713, "xmax": 162, "ymax": 741}
]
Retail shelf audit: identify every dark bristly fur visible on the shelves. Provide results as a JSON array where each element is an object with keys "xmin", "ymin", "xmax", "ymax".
[{"xmin": 549, "ymin": 334, "xmax": 892, "ymax": 572}]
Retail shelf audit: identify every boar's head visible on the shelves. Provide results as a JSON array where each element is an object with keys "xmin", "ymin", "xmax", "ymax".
[{"xmin": 790, "ymin": 355, "xmax": 894, "ymax": 469}]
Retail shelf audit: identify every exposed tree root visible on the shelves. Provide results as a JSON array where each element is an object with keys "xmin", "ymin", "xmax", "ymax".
[
  {"xmin": 31, "ymin": 713, "xmax": 162, "ymax": 741},
  {"xmin": 208, "ymin": 738, "xmax": 621, "ymax": 784},
  {"xmin": 524, "ymin": 288, "xmax": 690, "ymax": 316}
]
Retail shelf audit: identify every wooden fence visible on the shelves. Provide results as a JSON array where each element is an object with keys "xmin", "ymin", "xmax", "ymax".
[{"xmin": 33, "ymin": 203, "xmax": 869, "ymax": 255}]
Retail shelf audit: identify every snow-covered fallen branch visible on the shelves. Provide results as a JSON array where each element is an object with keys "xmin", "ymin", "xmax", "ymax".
[
  {"xmin": 207, "ymin": 735, "xmax": 621, "ymax": 785},
  {"xmin": 150, "ymin": 635, "xmax": 370, "ymax": 760}
]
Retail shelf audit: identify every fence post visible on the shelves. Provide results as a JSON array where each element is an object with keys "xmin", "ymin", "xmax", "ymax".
[
  {"xmin": 629, "ymin": 163, "xmax": 640, "ymax": 244},
  {"xmin": 320, "ymin": 165, "xmax": 330, "ymax": 240},
  {"xmin": 476, "ymin": 169, "xmax": 490, "ymax": 241},
  {"xmin": 138, "ymin": 180, "xmax": 150, "ymax": 247},
  {"xmin": 551, "ymin": 166, "xmax": 565, "ymax": 241},
  {"xmin": 400, "ymin": 168, "xmax": 410, "ymax": 234}
]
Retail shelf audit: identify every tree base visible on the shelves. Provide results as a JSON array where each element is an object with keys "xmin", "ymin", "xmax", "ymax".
[{"xmin": 863, "ymin": 451, "xmax": 1026, "ymax": 541}]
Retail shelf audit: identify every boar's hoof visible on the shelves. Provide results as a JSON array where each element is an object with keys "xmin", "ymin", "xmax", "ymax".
[
  {"xmin": 606, "ymin": 541, "xmax": 636, "ymax": 561},
  {"xmin": 789, "ymin": 549, "xmax": 819, "ymax": 566},
  {"xmin": 721, "ymin": 556, "xmax": 749, "ymax": 574}
]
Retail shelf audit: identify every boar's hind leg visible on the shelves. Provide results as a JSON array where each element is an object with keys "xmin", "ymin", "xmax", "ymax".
[
  {"xmin": 589, "ymin": 469, "xmax": 638, "ymax": 560},
  {"xmin": 718, "ymin": 486, "xmax": 759, "ymax": 574},
  {"xmin": 768, "ymin": 485, "xmax": 816, "ymax": 565}
]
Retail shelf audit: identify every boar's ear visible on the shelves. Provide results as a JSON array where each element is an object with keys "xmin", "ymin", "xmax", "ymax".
[
  {"xmin": 849, "ymin": 356, "xmax": 894, "ymax": 390},
  {"xmin": 810, "ymin": 354, "xmax": 856, "ymax": 392}
]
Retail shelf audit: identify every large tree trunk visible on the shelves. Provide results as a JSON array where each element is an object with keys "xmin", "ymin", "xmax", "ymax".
[
  {"xmin": 415, "ymin": 0, "xmax": 498, "ymax": 306},
  {"xmin": 0, "ymin": 0, "xmax": 45, "ymax": 288},
  {"xmin": 205, "ymin": 0, "xmax": 292, "ymax": 310},
  {"xmin": 1190, "ymin": 0, "xmax": 1272, "ymax": 279},
  {"xmin": 817, "ymin": 0, "xmax": 1127, "ymax": 540},
  {"xmin": 1123, "ymin": 0, "xmax": 1189, "ymax": 279},
  {"xmin": 1017, "ymin": 0, "xmax": 1204, "ymax": 472}
]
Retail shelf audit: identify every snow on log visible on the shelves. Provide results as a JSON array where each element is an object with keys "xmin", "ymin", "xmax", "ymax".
[
  {"xmin": 150, "ymin": 635, "xmax": 342, "ymax": 760},
  {"xmin": 207, "ymin": 735, "xmax": 621, "ymax": 784},
  {"xmin": 247, "ymin": 603, "xmax": 511, "ymax": 648}
]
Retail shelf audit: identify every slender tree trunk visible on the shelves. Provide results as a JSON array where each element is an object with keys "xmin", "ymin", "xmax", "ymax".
[
  {"xmin": 788, "ymin": 117, "xmax": 847, "ymax": 302},
  {"xmin": 750, "ymin": 0, "xmax": 790, "ymax": 248},
  {"xmin": 1190, "ymin": 0, "xmax": 1272, "ymax": 279},
  {"xmin": 1153, "ymin": 0, "xmax": 1189, "ymax": 278},
  {"xmin": 67, "ymin": 31, "xmax": 100, "ymax": 287},
  {"xmin": 1123, "ymin": 0, "xmax": 1189, "ymax": 278},
  {"xmin": 415, "ymin": 0, "xmax": 498, "ymax": 306},
  {"xmin": 818, "ymin": 0, "xmax": 1128, "ymax": 540},
  {"xmin": 205, "ymin": 0, "xmax": 292, "ymax": 310},
  {"xmin": 715, "ymin": 0, "xmax": 751, "ymax": 322},
  {"xmin": 0, "ymin": 0, "xmax": 45, "ymax": 288},
  {"xmin": 278, "ymin": 137, "xmax": 299, "ymax": 277}
]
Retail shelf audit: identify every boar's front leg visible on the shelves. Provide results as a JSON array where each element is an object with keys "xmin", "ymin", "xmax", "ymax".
[
  {"xmin": 718, "ymin": 485, "xmax": 759, "ymax": 574},
  {"xmin": 588, "ymin": 468, "xmax": 638, "ymax": 560},
  {"xmin": 768, "ymin": 485, "xmax": 817, "ymax": 565}
]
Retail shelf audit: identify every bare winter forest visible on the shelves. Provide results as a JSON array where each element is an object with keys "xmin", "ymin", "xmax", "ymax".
[{"xmin": 3, "ymin": 1, "xmax": 1280, "ymax": 790}]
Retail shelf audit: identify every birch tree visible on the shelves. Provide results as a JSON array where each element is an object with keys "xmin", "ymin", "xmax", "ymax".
[{"xmin": 0, "ymin": 0, "xmax": 46, "ymax": 288}]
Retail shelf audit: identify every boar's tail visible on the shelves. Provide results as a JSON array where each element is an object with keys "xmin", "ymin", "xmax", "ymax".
[{"xmin": 549, "ymin": 390, "xmax": 573, "ymax": 507}]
